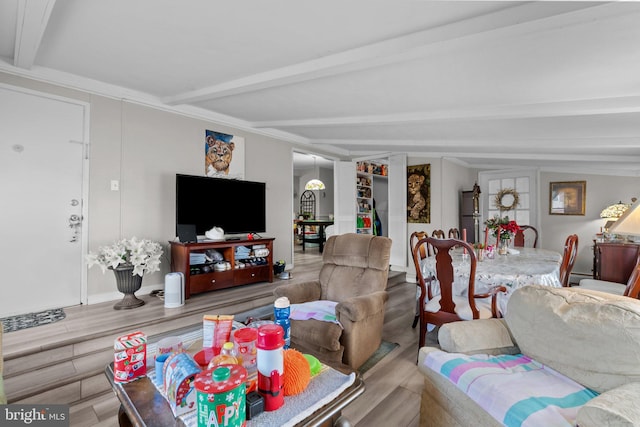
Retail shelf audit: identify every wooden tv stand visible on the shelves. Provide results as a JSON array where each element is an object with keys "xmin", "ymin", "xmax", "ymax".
[{"xmin": 170, "ymin": 237, "xmax": 274, "ymax": 298}]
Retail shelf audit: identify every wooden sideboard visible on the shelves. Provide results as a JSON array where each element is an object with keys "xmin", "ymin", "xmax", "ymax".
[
  {"xmin": 170, "ymin": 237, "xmax": 274, "ymax": 298},
  {"xmin": 592, "ymin": 240, "xmax": 640, "ymax": 283}
]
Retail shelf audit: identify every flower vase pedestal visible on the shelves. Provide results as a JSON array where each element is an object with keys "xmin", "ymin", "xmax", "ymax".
[{"xmin": 112, "ymin": 266, "xmax": 145, "ymax": 310}]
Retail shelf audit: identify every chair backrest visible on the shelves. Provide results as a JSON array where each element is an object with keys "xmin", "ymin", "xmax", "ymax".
[
  {"xmin": 410, "ymin": 231, "xmax": 429, "ymax": 258},
  {"xmin": 411, "ymin": 235, "xmax": 435, "ymax": 300},
  {"xmin": 559, "ymin": 234, "xmax": 579, "ymax": 287},
  {"xmin": 448, "ymin": 228, "xmax": 460, "ymax": 239},
  {"xmin": 624, "ymin": 253, "xmax": 640, "ymax": 298},
  {"xmin": 514, "ymin": 225, "xmax": 539, "ymax": 248},
  {"xmin": 432, "ymin": 229, "xmax": 445, "ymax": 239},
  {"xmin": 418, "ymin": 237, "xmax": 479, "ymax": 323},
  {"xmin": 320, "ymin": 233, "xmax": 392, "ymax": 302}
]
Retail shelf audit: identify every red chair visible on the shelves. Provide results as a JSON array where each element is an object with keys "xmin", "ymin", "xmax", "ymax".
[
  {"xmin": 432, "ymin": 229, "xmax": 445, "ymax": 239},
  {"xmin": 410, "ymin": 231, "xmax": 430, "ymax": 328},
  {"xmin": 513, "ymin": 225, "xmax": 538, "ymax": 248},
  {"xmin": 412, "ymin": 237, "xmax": 506, "ymax": 348},
  {"xmin": 559, "ymin": 234, "xmax": 579, "ymax": 287}
]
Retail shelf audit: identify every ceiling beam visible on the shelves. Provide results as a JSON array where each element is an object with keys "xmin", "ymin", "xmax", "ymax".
[
  {"xmin": 316, "ymin": 137, "xmax": 640, "ymax": 149},
  {"xmin": 162, "ymin": 2, "xmax": 609, "ymax": 106},
  {"xmin": 14, "ymin": 0, "xmax": 56, "ymax": 69},
  {"xmin": 252, "ymin": 96, "xmax": 640, "ymax": 128}
]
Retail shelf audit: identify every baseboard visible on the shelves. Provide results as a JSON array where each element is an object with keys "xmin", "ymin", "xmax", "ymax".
[{"xmin": 86, "ymin": 283, "xmax": 163, "ymax": 305}]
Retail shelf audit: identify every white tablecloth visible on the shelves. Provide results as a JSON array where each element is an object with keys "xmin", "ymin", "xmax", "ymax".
[{"xmin": 420, "ymin": 247, "xmax": 562, "ymax": 314}]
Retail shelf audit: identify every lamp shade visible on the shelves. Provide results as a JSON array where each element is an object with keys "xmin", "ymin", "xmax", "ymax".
[
  {"xmin": 600, "ymin": 202, "xmax": 630, "ymax": 219},
  {"xmin": 304, "ymin": 179, "xmax": 325, "ymax": 190},
  {"xmin": 608, "ymin": 202, "xmax": 640, "ymax": 235}
]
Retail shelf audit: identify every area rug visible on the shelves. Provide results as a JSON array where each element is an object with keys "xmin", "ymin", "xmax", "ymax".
[
  {"xmin": 0, "ymin": 308, "xmax": 66, "ymax": 333},
  {"xmin": 358, "ymin": 341, "xmax": 399, "ymax": 374}
]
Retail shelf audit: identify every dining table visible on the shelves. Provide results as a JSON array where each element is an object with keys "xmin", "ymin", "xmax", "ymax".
[{"xmin": 420, "ymin": 247, "xmax": 563, "ymax": 315}]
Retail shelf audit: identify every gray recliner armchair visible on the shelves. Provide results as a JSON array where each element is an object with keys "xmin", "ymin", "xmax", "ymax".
[{"xmin": 274, "ymin": 233, "xmax": 392, "ymax": 369}]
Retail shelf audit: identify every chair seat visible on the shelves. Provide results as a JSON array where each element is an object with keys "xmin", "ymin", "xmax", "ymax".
[
  {"xmin": 425, "ymin": 295, "xmax": 494, "ymax": 320},
  {"xmin": 579, "ymin": 279, "xmax": 626, "ymax": 295}
]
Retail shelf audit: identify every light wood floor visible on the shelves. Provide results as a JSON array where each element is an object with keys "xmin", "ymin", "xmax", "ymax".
[{"xmin": 5, "ymin": 244, "xmax": 425, "ymax": 427}]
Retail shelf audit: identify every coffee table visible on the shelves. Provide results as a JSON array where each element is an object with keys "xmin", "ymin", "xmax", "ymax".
[{"xmin": 105, "ymin": 359, "xmax": 363, "ymax": 427}]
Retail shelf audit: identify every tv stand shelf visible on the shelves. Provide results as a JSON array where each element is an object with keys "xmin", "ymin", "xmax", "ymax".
[{"xmin": 170, "ymin": 237, "xmax": 275, "ymax": 298}]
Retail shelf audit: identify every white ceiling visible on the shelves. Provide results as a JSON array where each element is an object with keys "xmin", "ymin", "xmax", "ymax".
[{"xmin": 2, "ymin": 1, "xmax": 640, "ymax": 176}]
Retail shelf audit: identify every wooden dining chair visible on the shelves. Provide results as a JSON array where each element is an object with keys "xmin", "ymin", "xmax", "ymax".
[
  {"xmin": 432, "ymin": 229, "xmax": 445, "ymax": 239},
  {"xmin": 559, "ymin": 234, "xmax": 579, "ymax": 287},
  {"xmin": 448, "ymin": 228, "xmax": 460, "ymax": 239},
  {"xmin": 514, "ymin": 225, "xmax": 538, "ymax": 248},
  {"xmin": 410, "ymin": 231, "xmax": 431, "ymax": 328},
  {"xmin": 413, "ymin": 237, "xmax": 506, "ymax": 348},
  {"xmin": 578, "ymin": 252, "xmax": 640, "ymax": 298}
]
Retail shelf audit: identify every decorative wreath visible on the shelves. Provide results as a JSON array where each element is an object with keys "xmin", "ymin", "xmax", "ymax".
[{"xmin": 494, "ymin": 188, "xmax": 520, "ymax": 211}]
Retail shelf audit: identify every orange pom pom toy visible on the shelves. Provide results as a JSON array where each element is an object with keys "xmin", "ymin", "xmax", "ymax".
[{"xmin": 283, "ymin": 348, "xmax": 311, "ymax": 396}]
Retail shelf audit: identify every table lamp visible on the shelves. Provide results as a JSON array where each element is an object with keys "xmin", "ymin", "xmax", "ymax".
[{"xmin": 608, "ymin": 201, "xmax": 640, "ymax": 241}]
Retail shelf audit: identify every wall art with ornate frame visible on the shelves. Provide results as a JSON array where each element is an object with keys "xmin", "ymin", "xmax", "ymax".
[
  {"xmin": 550, "ymin": 181, "xmax": 586, "ymax": 215},
  {"xmin": 407, "ymin": 164, "xmax": 431, "ymax": 223}
]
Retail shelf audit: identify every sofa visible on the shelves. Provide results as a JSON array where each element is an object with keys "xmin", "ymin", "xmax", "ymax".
[{"xmin": 417, "ymin": 285, "xmax": 640, "ymax": 427}]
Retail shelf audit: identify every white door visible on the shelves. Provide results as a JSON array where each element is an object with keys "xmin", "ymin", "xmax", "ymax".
[
  {"xmin": 0, "ymin": 85, "xmax": 88, "ymax": 316},
  {"xmin": 479, "ymin": 169, "xmax": 539, "ymax": 244}
]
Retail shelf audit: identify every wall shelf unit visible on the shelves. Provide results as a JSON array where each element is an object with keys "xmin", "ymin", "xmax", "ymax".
[{"xmin": 356, "ymin": 172, "xmax": 373, "ymax": 234}]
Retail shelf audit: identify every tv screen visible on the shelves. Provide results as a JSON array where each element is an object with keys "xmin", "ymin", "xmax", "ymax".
[{"xmin": 176, "ymin": 174, "xmax": 266, "ymax": 236}]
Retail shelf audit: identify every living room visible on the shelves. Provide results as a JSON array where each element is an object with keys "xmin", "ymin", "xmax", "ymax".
[{"xmin": 3, "ymin": 2, "xmax": 640, "ymax": 426}]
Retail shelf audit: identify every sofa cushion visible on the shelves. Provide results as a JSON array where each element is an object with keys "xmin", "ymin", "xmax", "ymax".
[
  {"xmin": 505, "ymin": 285, "xmax": 640, "ymax": 393},
  {"xmin": 423, "ymin": 350, "xmax": 598, "ymax": 427},
  {"xmin": 578, "ymin": 383, "xmax": 640, "ymax": 427},
  {"xmin": 438, "ymin": 318, "xmax": 520, "ymax": 356},
  {"xmin": 577, "ymin": 382, "xmax": 640, "ymax": 427}
]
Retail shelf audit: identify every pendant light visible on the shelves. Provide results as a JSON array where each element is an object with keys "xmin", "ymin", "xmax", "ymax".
[{"xmin": 304, "ymin": 156, "xmax": 325, "ymax": 190}]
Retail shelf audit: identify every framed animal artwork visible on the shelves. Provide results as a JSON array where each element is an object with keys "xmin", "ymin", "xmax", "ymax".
[
  {"xmin": 407, "ymin": 164, "xmax": 430, "ymax": 223},
  {"xmin": 204, "ymin": 130, "xmax": 245, "ymax": 179}
]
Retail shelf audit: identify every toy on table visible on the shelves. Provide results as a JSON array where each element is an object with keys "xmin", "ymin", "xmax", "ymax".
[{"xmin": 283, "ymin": 348, "xmax": 311, "ymax": 396}]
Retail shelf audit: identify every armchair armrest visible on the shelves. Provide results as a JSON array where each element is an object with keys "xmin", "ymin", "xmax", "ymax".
[
  {"xmin": 437, "ymin": 318, "xmax": 520, "ymax": 355},
  {"xmin": 335, "ymin": 291, "xmax": 389, "ymax": 323},
  {"xmin": 273, "ymin": 280, "xmax": 322, "ymax": 304},
  {"xmin": 577, "ymin": 383, "xmax": 640, "ymax": 427}
]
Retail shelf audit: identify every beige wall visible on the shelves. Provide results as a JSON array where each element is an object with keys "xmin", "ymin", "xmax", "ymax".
[
  {"xmin": 1, "ymin": 72, "xmax": 294, "ymax": 303},
  {"xmin": 5, "ymin": 70, "xmax": 640, "ymax": 302},
  {"xmin": 406, "ymin": 157, "xmax": 478, "ymax": 275},
  {"xmin": 540, "ymin": 172, "xmax": 640, "ymax": 279}
]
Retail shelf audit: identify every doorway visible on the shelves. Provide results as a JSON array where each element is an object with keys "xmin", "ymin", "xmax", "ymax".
[
  {"xmin": 292, "ymin": 152, "xmax": 334, "ymax": 266},
  {"xmin": 0, "ymin": 84, "xmax": 88, "ymax": 316}
]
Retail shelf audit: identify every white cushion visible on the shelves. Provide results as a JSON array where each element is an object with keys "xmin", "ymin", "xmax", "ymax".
[
  {"xmin": 505, "ymin": 285, "xmax": 640, "ymax": 393},
  {"xmin": 425, "ymin": 295, "xmax": 493, "ymax": 320},
  {"xmin": 579, "ymin": 278, "xmax": 625, "ymax": 295},
  {"xmin": 577, "ymin": 383, "xmax": 640, "ymax": 427}
]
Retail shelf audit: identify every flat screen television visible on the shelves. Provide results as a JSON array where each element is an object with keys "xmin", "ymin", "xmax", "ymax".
[{"xmin": 176, "ymin": 174, "xmax": 266, "ymax": 236}]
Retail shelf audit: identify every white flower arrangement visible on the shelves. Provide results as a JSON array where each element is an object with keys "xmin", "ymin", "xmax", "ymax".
[{"xmin": 86, "ymin": 237, "xmax": 163, "ymax": 277}]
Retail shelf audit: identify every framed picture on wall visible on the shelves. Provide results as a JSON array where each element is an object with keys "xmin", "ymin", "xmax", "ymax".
[
  {"xmin": 549, "ymin": 181, "xmax": 586, "ymax": 215},
  {"xmin": 407, "ymin": 164, "xmax": 430, "ymax": 223},
  {"xmin": 204, "ymin": 130, "xmax": 245, "ymax": 179}
]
